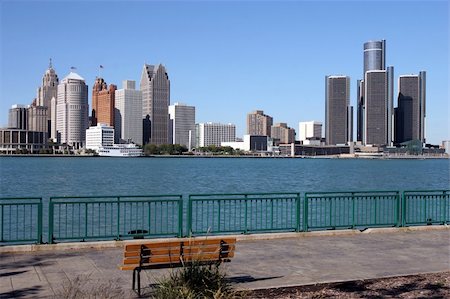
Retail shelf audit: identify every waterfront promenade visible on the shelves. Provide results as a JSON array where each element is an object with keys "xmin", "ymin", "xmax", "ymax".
[{"xmin": 1, "ymin": 226, "xmax": 449, "ymax": 298}]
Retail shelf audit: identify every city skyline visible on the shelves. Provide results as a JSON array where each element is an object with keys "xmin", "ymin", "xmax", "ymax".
[{"xmin": 1, "ymin": 1, "xmax": 448, "ymax": 144}]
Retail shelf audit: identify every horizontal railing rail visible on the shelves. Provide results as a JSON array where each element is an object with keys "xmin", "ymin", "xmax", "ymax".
[
  {"xmin": 402, "ymin": 190, "xmax": 449, "ymax": 226},
  {"xmin": 188, "ymin": 192, "xmax": 301, "ymax": 236},
  {"xmin": 49, "ymin": 195, "xmax": 183, "ymax": 243},
  {"xmin": 0, "ymin": 197, "xmax": 42, "ymax": 244},
  {"xmin": 0, "ymin": 189, "xmax": 448, "ymax": 246},
  {"xmin": 304, "ymin": 191, "xmax": 401, "ymax": 231}
]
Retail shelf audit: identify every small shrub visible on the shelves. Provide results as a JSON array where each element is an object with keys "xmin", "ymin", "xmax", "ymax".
[{"xmin": 153, "ymin": 262, "xmax": 241, "ymax": 299}]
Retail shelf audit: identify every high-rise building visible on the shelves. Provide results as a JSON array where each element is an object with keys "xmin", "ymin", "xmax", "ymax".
[
  {"xmin": 325, "ymin": 76, "xmax": 352, "ymax": 145},
  {"xmin": 358, "ymin": 40, "xmax": 394, "ymax": 146},
  {"xmin": 27, "ymin": 104, "xmax": 48, "ymax": 133},
  {"xmin": 395, "ymin": 72, "xmax": 426, "ymax": 144},
  {"xmin": 114, "ymin": 80, "xmax": 143, "ymax": 145},
  {"xmin": 8, "ymin": 105, "xmax": 28, "ymax": 130},
  {"xmin": 36, "ymin": 59, "xmax": 59, "ymax": 137},
  {"xmin": 140, "ymin": 64, "xmax": 170, "ymax": 145},
  {"xmin": 364, "ymin": 40, "xmax": 385, "ymax": 74},
  {"xmin": 299, "ymin": 121, "xmax": 322, "ymax": 142},
  {"xmin": 92, "ymin": 78, "xmax": 116, "ymax": 127},
  {"xmin": 247, "ymin": 110, "xmax": 273, "ymax": 137},
  {"xmin": 364, "ymin": 68, "xmax": 393, "ymax": 145},
  {"xmin": 271, "ymin": 123, "xmax": 295, "ymax": 144},
  {"xmin": 56, "ymin": 72, "xmax": 89, "ymax": 149},
  {"xmin": 169, "ymin": 102, "xmax": 195, "ymax": 149},
  {"xmin": 196, "ymin": 122, "xmax": 236, "ymax": 147}
]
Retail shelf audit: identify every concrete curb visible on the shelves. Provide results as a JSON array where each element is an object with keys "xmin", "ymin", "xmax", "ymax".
[{"xmin": 1, "ymin": 225, "xmax": 448, "ymax": 254}]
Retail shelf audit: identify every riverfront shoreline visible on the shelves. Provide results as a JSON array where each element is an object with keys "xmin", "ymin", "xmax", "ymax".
[{"xmin": 0, "ymin": 154, "xmax": 448, "ymax": 159}]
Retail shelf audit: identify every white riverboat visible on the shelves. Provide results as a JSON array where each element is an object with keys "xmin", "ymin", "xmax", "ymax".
[{"xmin": 98, "ymin": 144, "xmax": 143, "ymax": 157}]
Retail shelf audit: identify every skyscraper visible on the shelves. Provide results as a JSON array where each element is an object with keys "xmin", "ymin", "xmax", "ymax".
[
  {"xmin": 36, "ymin": 59, "xmax": 59, "ymax": 137},
  {"xmin": 8, "ymin": 105, "xmax": 28, "ymax": 130},
  {"xmin": 395, "ymin": 72, "xmax": 426, "ymax": 144},
  {"xmin": 115, "ymin": 80, "xmax": 143, "ymax": 145},
  {"xmin": 56, "ymin": 71, "xmax": 89, "ymax": 149},
  {"xmin": 358, "ymin": 40, "xmax": 394, "ymax": 146},
  {"xmin": 91, "ymin": 78, "xmax": 116, "ymax": 127},
  {"xmin": 169, "ymin": 102, "xmax": 195, "ymax": 149},
  {"xmin": 140, "ymin": 64, "xmax": 170, "ymax": 145},
  {"xmin": 325, "ymin": 76, "xmax": 352, "ymax": 145},
  {"xmin": 247, "ymin": 110, "xmax": 273, "ymax": 137}
]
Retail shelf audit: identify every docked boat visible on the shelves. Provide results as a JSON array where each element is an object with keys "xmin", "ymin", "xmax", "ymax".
[{"xmin": 98, "ymin": 144, "xmax": 143, "ymax": 157}]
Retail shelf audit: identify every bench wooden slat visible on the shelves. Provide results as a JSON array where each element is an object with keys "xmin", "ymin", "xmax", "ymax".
[
  {"xmin": 124, "ymin": 241, "xmax": 182, "ymax": 251},
  {"xmin": 124, "ymin": 248, "xmax": 181, "ymax": 257},
  {"xmin": 123, "ymin": 255, "xmax": 181, "ymax": 265}
]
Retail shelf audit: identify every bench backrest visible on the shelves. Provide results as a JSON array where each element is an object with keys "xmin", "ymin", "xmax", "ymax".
[{"xmin": 120, "ymin": 238, "xmax": 236, "ymax": 270}]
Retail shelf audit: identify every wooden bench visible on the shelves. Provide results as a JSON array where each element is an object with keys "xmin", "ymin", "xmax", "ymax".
[{"xmin": 119, "ymin": 238, "xmax": 236, "ymax": 296}]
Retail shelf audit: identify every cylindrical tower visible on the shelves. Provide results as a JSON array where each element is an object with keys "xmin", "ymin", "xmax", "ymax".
[{"xmin": 364, "ymin": 40, "xmax": 386, "ymax": 74}]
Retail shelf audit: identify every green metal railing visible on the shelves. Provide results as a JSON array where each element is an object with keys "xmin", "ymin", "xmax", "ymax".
[
  {"xmin": 188, "ymin": 193, "xmax": 301, "ymax": 236},
  {"xmin": 1, "ymin": 189, "xmax": 449, "ymax": 246},
  {"xmin": 0, "ymin": 197, "xmax": 42, "ymax": 244},
  {"xmin": 49, "ymin": 195, "xmax": 183, "ymax": 243},
  {"xmin": 402, "ymin": 190, "xmax": 450, "ymax": 226},
  {"xmin": 304, "ymin": 191, "xmax": 401, "ymax": 231}
]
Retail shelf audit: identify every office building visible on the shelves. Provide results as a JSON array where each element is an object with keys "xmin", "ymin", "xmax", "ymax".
[
  {"xmin": 364, "ymin": 68, "xmax": 393, "ymax": 145},
  {"xmin": 196, "ymin": 122, "xmax": 236, "ymax": 147},
  {"xmin": 0, "ymin": 128, "xmax": 48, "ymax": 154},
  {"xmin": 85, "ymin": 123, "xmax": 114, "ymax": 152},
  {"xmin": 247, "ymin": 110, "xmax": 273, "ymax": 137},
  {"xmin": 8, "ymin": 105, "xmax": 28, "ymax": 130},
  {"xmin": 56, "ymin": 72, "xmax": 89, "ymax": 149},
  {"xmin": 27, "ymin": 104, "xmax": 48, "ymax": 133},
  {"xmin": 395, "ymin": 72, "xmax": 426, "ymax": 144},
  {"xmin": 222, "ymin": 135, "xmax": 271, "ymax": 152},
  {"xmin": 169, "ymin": 102, "xmax": 195, "ymax": 149},
  {"xmin": 36, "ymin": 59, "xmax": 59, "ymax": 137},
  {"xmin": 114, "ymin": 80, "xmax": 143, "ymax": 145},
  {"xmin": 299, "ymin": 121, "xmax": 322, "ymax": 144},
  {"xmin": 92, "ymin": 78, "xmax": 116, "ymax": 127},
  {"xmin": 271, "ymin": 123, "xmax": 295, "ymax": 144},
  {"xmin": 358, "ymin": 40, "xmax": 394, "ymax": 146},
  {"xmin": 325, "ymin": 76, "xmax": 352, "ymax": 145},
  {"xmin": 140, "ymin": 64, "xmax": 170, "ymax": 145}
]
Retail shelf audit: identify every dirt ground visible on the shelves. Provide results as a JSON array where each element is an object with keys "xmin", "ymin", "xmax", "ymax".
[{"xmin": 247, "ymin": 271, "xmax": 450, "ymax": 298}]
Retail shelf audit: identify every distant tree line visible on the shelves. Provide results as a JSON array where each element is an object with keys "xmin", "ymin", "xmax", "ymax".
[
  {"xmin": 143, "ymin": 144, "xmax": 189, "ymax": 155},
  {"xmin": 195, "ymin": 145, "xmax": 243, "ymax": 155}
]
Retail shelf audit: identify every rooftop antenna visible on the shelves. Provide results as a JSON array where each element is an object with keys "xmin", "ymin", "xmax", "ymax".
[
  {"xmin": 49, "ymin": 58, "xmax": 53, "ymax": 69},
  {"xmin": 98, "ymin": 65, "xmax": 104, "ymax": 78},
  {"xmin": 70, "ymin": 66, "xmax": 77, "ymax": 72}
]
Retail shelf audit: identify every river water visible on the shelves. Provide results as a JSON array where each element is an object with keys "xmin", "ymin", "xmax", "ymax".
[{"xmin": 1, "ymin": 157, "xmax": 449, "ymax": 198}]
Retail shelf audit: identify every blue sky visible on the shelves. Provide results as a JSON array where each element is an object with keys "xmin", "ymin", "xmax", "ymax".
[{"xmin": 0, "ymin": 0, "xmax": 448, "ymax": 144}]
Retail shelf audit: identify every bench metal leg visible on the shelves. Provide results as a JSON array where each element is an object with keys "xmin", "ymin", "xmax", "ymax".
[
  {"xmin": 137, "ymin": 268, "xmax": 141, "ymax": 297},
  {"xmin": 132, "ymin": 269, "xmax": 136, "ymax": 291}
]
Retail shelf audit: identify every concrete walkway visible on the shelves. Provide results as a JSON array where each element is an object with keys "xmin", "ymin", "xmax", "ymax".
[{"xmin": 1, "ymin": 227, "xmax": 449, "ymax": 298}]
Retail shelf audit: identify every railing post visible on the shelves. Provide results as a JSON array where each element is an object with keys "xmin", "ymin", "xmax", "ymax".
[
  {"xmin": 295, "ymin": 193, "xmax": 301, "ymax": 232},
  {"xmin": 244, "ymin": 195, "xmax": 248, "ymax": 234},
  {"xmin": 1, "ymin": 204, "xmax": 4, "ymax": 242},
  {"xmin": 84, "ymin": 202, "xmax": 88, "ymax": 241},
  {"xmin": 117, "ymin": 197, "xmax": 121, "ymax": 240},
  {"xmin": 351, "ymin": 192, "xmax": 355, "ymax": 229},
  {"xmin": 37, "ymin": 198, "xmax": 43, "ymax": 244},
  {"xmin": 178, "ymin": 196, "xmax": 183, "ymax": 238},
  {"xmin": 402, "ymin": 192, "xmax": 407, "ymax": 227},
  {"xmin": 443, "ymin": 191, "xmax": 447, "ymax": 225},
  {"xmin": 396, "ymin": 192, "xmax": 400, "ymax": 227},
  {"xmin": 218, "ymin": 200, "xmax": 221, "ymax": 233},
  {"xmin": 187, "ymin": 196, "xmax": 192, "ymax": 237},
  {"xmin": 48, "ymin": 198, "xmax": 54, "ymax": 244},
  {"xmin": 303, "ymin": 193, "xmax": 308, "ymax": 232}
]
